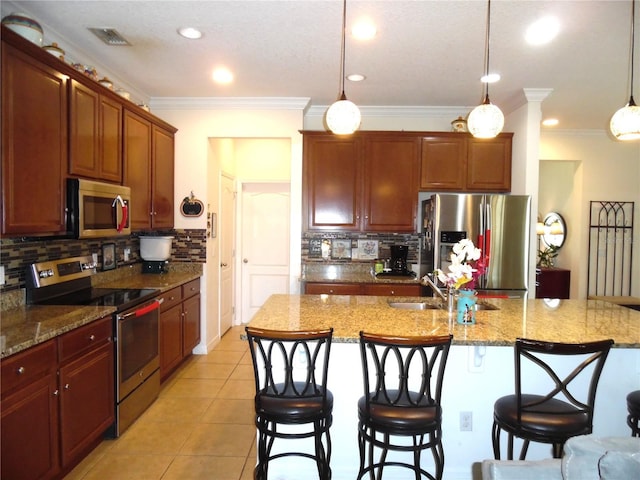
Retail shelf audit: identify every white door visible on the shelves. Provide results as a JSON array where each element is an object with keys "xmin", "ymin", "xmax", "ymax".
[
  {"xmin": 240, "ymin": 183, "xmax": 290, "ymax": 324},
  {"xmin": 219, "ymin": 175, "xmax": 236, "ymax": 335}
]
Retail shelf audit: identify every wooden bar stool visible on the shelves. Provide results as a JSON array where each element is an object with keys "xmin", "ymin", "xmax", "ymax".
[
  {"xmin": 357, "ymin": 332, "xmax": 453, "ymax": 480},
  {"xmin": 491, "ymin": 338, "xmax": 614, "ymax": 460},
  {"xmin": 245, "ymin": 326, "xmax": 334, "ymax": 480},
  {"xmin": 627, "ymin": 390, "xmax": 640, "ymax": 437}
]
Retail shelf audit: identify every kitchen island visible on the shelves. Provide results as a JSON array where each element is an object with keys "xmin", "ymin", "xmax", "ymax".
[{"xmin": 246, "ymin": 294, "xmax": 640, "ymax": 480}]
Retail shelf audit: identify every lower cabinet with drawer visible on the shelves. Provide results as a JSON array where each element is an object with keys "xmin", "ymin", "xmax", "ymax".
[
  {"xmin": 304, "ymin": 282, "xmax": 422, "ymax": 296},
  {"xmin": 0, "ymin": 316, "xmax": 114, "ymax": 480},
  {"xmin": 159, "ymin": 278, "xmax": 201, "ymax": 381}
]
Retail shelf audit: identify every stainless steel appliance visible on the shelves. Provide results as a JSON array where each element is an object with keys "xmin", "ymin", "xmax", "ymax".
[
  {"xmin": 420, "ymin": 193, "xmax": 531, "ymax": 298},
  {"xmin": 27, "ymin": 256, "xmax": 161, "ymax": 437},
  {"xmin": 376, "ymin": 245, "xmax": 416, "ymax": 278},
  {"xmin": 67, "ymin": 178, "xmax": 131, "ymax": 238}
]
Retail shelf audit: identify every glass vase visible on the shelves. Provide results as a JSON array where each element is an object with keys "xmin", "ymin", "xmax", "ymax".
[{"xmin": 456, "ymin": 289, "xmax": 477, "ymax": 324}]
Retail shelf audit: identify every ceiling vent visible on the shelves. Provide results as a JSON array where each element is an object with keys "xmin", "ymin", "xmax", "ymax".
[{"xmin": 88, "ymin": 27, "xmax": 131, "ymax": 46}]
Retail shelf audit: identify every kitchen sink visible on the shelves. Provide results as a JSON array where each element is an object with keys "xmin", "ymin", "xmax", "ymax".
[{"xmin": 388, "ymin": 301, "xmax": 442, "ymax": 310}]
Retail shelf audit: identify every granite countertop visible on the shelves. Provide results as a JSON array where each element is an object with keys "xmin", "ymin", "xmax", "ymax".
[
  {"xmin": 0, "ymin": 264, "xmax": 202, "ymax": 359},
  {"xmin": 302, "ymin": 263, "xmax": 421, "ymax": 284},
  {"xmin": 247, "ymin": 294, "xmax": 640, "ymax": 348}
]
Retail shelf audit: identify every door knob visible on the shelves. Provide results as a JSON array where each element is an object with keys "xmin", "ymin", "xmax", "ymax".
[
  {"xmin": 243, "ymin": 259, "xmax": 248, "ymax": 263},
  {"xmin": 220, "ymin": 263, "xmax": 228, "ymax": 267}
]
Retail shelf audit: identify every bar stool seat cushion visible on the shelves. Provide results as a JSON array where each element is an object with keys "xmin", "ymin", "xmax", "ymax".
[
  {"xmin": 358, "ymin": 391, "xmax": 440, "ymax": 434},
  {"xmin": 627, "ymin": 390, "xmax": 640, "ymax": 415},
  {"xmin": 494, "ymin": 394, "xmax": 589, "ymax": 438},
  {"xmin": 258, "ymin": 382, "xmax": 333, "ymax": 422}
]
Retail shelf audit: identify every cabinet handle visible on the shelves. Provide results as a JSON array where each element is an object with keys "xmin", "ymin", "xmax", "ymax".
[
  {"xmin": 53, "ymin": 390, "xmax": 59, "ymax": 396},
  {"xmin": 64, "ymin": 384, "xmax": 70, "ymax": 390},
  {"xmin": 16, "ymin": 366, "xmax": 25, "ymax": 375},
  {"xmin": 390, "ymin": 290, "xmax": 395, "ymax": 295},
  {"xmin": 89, "ymin": 334, "xmax": 96, "ymax": 341}
]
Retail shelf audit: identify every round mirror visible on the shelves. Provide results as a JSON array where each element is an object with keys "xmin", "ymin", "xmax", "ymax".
[{"xmin": 540, "ymin": 212, "xmax": 567, "ymax": 249}]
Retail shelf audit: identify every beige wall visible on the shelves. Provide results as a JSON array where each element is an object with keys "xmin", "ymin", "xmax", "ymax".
[{"xmin": 539, "ymin": 132, "xmax": 640, "ymax": 298}]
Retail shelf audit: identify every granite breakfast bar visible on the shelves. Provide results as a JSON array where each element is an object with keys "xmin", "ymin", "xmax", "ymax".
[{"xmin": 247, "ymin": 294, "xmax": 640, "ymax": 480}]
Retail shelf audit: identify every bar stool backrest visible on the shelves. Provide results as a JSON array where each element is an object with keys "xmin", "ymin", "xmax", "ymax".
[
  {"xmin": 359, "ymin": 332, "xmax": 453, "ymax": 409},
  {"xmin": 514, "ymin": 338, "xmax": 614, "ymax": 425}
]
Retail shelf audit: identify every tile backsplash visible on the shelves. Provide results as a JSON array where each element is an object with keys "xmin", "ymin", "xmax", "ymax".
[{"xmin": 0, "ymin": 229, "xmax": 206, "ymax": 292}]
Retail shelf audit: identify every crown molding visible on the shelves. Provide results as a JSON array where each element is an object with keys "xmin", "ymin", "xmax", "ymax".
[{"xmin": 150, "ymin": 97, "xmax": 311, "ymax": 111}]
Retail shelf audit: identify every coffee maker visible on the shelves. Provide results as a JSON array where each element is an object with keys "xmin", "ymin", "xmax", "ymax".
[{"xmin": 389, "ymin": 245, "xmax": 413, "ymax": 276}]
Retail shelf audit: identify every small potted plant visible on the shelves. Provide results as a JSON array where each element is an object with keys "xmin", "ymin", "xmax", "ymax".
[{"xmin": 537, "ymin": 245, "xmax": 559, "ymax": 268}]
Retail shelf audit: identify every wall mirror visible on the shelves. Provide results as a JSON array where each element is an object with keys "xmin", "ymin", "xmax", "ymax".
[{"xmin": 539, "ymin": 212, "xmax": 567, "ymax": 249}]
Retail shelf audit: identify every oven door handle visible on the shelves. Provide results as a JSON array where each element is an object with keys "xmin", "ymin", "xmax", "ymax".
[{"xmin": 117, "ymin": 298, "xmax": 164, "ymax": 320}]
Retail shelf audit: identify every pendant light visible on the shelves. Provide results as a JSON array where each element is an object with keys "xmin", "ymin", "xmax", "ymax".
[
  {"xmin": 467, "ymin": 0, "xmax": 504, "ymax": 139},
  {"xmin": 610, "ymin": 0, "xmax": 640, "ymax": 140},
  {"xmin": 326, "ymin": 0, "xmax": 361, "ymax": 135}
]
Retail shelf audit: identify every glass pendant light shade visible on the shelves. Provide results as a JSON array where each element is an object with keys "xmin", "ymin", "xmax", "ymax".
[
  {"xmin": 326, "ymin": 94, "xmax": 361, "ymax": 135},
  {"xmin": 467, "ymin": 97, "xmax": 504, "ymax": 139},
  {"xmin": 610, "ymin": 99, "xmax": 640, "ymax": 140}
]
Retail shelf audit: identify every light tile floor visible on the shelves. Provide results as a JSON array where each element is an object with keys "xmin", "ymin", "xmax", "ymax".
[{"xmin": 64, "ymin": 325, "xmax": 256, "ymax": 480}]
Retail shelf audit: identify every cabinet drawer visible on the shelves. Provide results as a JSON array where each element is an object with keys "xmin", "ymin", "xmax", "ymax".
[
  {"xmin": 1, "ymin": 340, "xmax": 57, "ymax": 395},
  {"xmin": 182, "ymin": 278, "xmax": 200, "ymax": 298},
  {"xmin": 159, "ymin": 287, "xmax": 182, "ymax": 311},
  {"xmin": 304, "ymin": 283, "xmax": 363, "ymax": 295},
  {"xmin": 363, "ymin": 284, "xmax": 422, "ymax": 296},
  {"xmin": 58, "ymin": 316, "xmax": 112, "ymax": 364}
]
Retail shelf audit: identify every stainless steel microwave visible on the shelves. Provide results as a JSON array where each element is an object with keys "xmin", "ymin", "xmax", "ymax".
[{"xmin": 67, "ymin": 178, "xmax": 131, "ymax": 238}]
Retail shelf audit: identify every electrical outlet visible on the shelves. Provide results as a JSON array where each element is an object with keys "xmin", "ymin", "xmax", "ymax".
[
  {"xmin": 460, "ymin": 411, "xmax": 472, "ymax": 431},
  {"xmin": 124, "ymin": 248, "xmax": 131, "ymax": 262},
  {"xmin": 0, "ymin": 266, "xmax": 5, "ymax": 286}
]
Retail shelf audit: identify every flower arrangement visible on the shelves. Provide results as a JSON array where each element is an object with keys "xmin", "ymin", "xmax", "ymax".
[{"xmin": 432, "ymin": 238, "xmax": 487, "ymax": 290}]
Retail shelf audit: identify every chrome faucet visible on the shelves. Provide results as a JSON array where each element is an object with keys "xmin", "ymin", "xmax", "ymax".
[{"xmin": 422, "ymin": 274, "xmax": 447, "ymax": 301}]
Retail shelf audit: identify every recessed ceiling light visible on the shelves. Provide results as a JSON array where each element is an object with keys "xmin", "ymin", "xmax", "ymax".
[
  {"xmin": 351, "ymin": 19, "xmax": 376, "ymax": 40},
  {"xmin": 178, "ymin": 27, "xmax": 202, "ymax": 39},
  {"xmin": 481, "ymin": 73, "xmax": 501, "ymax": 83},
  {"xmin": 525, "ymin": 16, "xmax": 560, "ymax": 45},
  {"xmin": 347, "ymin": 73, "xmax": 366, "ymax": 82},
  {"xmin": 542, "ymin": 118, "xmax": 559, "ymax": 127},
  {"xmin": 212, "ymin": 67, "xmax": 233, "ymax": 84}
]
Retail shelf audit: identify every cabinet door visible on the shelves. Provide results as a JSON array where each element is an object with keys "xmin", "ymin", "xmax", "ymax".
[
  {"xmin": 1, "ymin": 375, "xmax": 60, "ymax": 480},
  {"xmin": 160, "ymin": 304, "xmax": 183, "ymax": 380},
  {"xmin": 466, "ymin": 135, "xmax": 512, "ymax": 191},
  {"xmin": 69, "ymin": 80, "xmax": 100, "ymax": 178},
  {"xmin": 536, "ymin": 268, "xmax": 571, "ymax": 299},
  {"xmin": 1, "ymin": 42, "xmax": 68, "ymax": 236},
  {"xmin": 304, "ymin": 283, "xmax": 363, "ymax": 295},
  {"xmin": 363, "ymin": 283, "xmax": 422, "ymax": 296},
  {"xmin": 303, "ymin": 135, "xmax": 362, "ymax": 231},
  {"xmin": 99, "ymin": 95, "xmax": 123, "ymax": 183},
  {"xmin": 151, "ymin": 125, "xmax": 175, "ymax": 229},
  {"xmin": 182, "ymin": 293, "xmax": 201, "ymax": 356},
  {"xmin": 420, "ymin": 135, "xmax": 467, "ymax": 190},
  {"xmin": 123, "ymin": 110, "xmax": 152, "ymax": 230},
  {"xmin": 58, "ymin": 342, "xmax": 114, "ymax": 467},
  {"xmin": 364, "ymin": 136, "xmax": 420, "ymax": 232}
]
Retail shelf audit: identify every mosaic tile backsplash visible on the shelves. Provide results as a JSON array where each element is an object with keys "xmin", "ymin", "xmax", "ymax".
[{"xmin": 0, "ymin": 229, "xmax": 206, "ymax": 292}]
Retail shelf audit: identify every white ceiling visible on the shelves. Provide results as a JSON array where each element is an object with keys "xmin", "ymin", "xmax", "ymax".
[{"xmin": 2, "ymin": 0, "xmax": 638, "ymax": 131}]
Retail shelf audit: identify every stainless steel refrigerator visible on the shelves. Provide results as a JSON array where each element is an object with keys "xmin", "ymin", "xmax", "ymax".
[{"xmin": 420, "ymin": 193, "xmax": 531, "ymax": 298}]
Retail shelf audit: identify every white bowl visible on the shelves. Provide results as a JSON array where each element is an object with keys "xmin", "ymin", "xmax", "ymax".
[
  {"xmin": 140, "ymin": 236, "xmax": 173, "ymax": 261},
  {"xmin": 2, "ymin": 12, "xmax": 43, "ymax": 46}
]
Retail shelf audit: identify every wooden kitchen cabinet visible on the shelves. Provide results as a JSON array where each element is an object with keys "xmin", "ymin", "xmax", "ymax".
[
  {"xmin": 304, "ymin": 282, "xmax": 421, "ymax": 296},
  {"xmin": 57, "ymin": 317, "xmax": 114, "ymax": 468},
  {"xmin": 420, "ymin": 132, "xmax": 512, "ymax": 192},
  {"xmin": 1, "ymin": 36, "xmax": 68, "ymax": 237},
  {"xmin": 363, "ymin": 135, "xmax": 420, "ymax": 232},
  {"xmin": 303, "ymin": 133, "xmax": 362, "ymax": 231},
  {"xmin": 1, "ymin": 340, "xmax": 59, "ymax": 480},
  {"xmin": 123, "ymin": 110, "xmax": 176, "ymax": 230},
  {"xmin": 1, "ymin": 317, "xmax": 114, "ymax": 480},
  {"xmin": 302, "ymin": 132, "xmax": 419, "ymax": 233},
  {"xmin": 536, "ymin": 267, "xmax": 571, "ymax": 299},
  {"xmin": 159, "ymin": 279, "xmax": 201, "ymax": 381},
  {"xmin": 69, "ymin": 79, "xmax": 123, "ymax": 183}
]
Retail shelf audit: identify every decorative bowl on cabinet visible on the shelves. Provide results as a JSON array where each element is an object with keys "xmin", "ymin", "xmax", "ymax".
[{"xmin": 2, "ymin": 12, "xmax": 44, "ymax": 46}]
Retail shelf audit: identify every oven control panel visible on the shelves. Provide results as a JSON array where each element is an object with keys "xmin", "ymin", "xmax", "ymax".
[{"xmin": 28, "ymin": 256, "xmax": 97, "ymax": 288}]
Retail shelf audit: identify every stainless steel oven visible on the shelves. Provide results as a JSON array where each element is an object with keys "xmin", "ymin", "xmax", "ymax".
[{"xmin": 115, "ymin": 297, "xmax": 163, "ymax": 436}]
